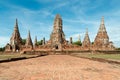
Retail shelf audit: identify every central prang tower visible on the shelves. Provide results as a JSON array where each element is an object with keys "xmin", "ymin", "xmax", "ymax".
[{"xmin": 47, "ymin": 14, "xmax": 67, "ymax": 51}]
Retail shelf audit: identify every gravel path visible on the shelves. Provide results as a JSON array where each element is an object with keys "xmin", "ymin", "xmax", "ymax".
[{"xmin": 0, "ymin": 55, "xmax": 120, "ymax": 80}]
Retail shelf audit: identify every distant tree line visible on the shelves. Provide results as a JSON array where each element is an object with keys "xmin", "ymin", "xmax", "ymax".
[
  {"xmin": 72, "ymin": 41, "xmax": 82, "ymax": 46},
  {"xmin": 22, "ymin": 39, "xmax": 43, "ymax": 45},
  {"xmin": 116, "ymin": 48, "xmax": 120, "ymax": 50},
  {"xmin": 36, "ymin": 40, "xmax": 43, "ymax": 45},
  {"xmin": 0, "ymin": 47, "xmax": 5, "ymax": 52},
  {"xmin": 22, "ymin": 39, "xmax": 26, "ymax": 45},
  {"xmin": 72, "ymin": 41, "xmax": 94, "ymax": 46}
]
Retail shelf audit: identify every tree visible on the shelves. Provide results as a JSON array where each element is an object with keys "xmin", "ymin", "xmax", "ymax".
[
  {"xmin": 116, "ymin": 48, "xmax": 120, "ymax": 50},
  {"xmin": 37, "ymin": 40, "xmax": 43, "ymax": 45},
  {"xmin": 22, "ymin": 39, "xmax": 26, "ymax": 45},
  {"xmin": 92, "ymin": 42, "xmax": 94, "ymax": 44},
  {"xmin": 0, "ymin": 47, "xmax": 5, "ymax": 52},
  {"xmin": 73, "ymin": 41, "xmax": 82, "ymax": 46}
]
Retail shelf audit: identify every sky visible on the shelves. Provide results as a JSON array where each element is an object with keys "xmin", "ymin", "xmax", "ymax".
[{"xmin": 0, "ymin": 0, "xmax": 120, "ymax": 47}]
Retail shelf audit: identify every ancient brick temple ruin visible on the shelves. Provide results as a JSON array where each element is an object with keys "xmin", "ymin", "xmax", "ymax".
[{"xmin": 5, "ymin": 14, "xmax": 115, "ymax": 53}]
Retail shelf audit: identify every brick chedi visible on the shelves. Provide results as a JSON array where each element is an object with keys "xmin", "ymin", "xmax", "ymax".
[
  {"xmin": 21, "ymin": 30, "xmax": 33, "ymax": 51},
  {"xmin": 25, "ymin": 31, "xmax": 33, "ymax": 47},
  {"xmin": 93, "ymin": 17, "xmax": 114, "ymax": 50},
  {"xmin": 5, "ymin": 15, "xmax": 115, "ymax": 53},
  {"xmin": 47, "ymin": 14, "xmax": 68, "ymax": 51},
  {"xmin": 5, "ymin": 19, "xmax": 22, "ymax": 52},
  {"xmin": 82, "ymin": 29, "xmax": 91, "ymax": 50}
]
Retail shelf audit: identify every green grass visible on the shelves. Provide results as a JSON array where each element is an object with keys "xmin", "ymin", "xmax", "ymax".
[
  {"xmin": 72, "ymin": 53, "xmax": 120, "ymax": 60},
  {"xmin": 0, "ymin": 54, "xmax": 38, "ymax": 60}
]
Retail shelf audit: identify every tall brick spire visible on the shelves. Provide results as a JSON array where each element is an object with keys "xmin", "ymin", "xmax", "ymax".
[
  {"xmin": 15, "ymin": 18, "xmax": 18, "ymax": 28},
  {"xmin": 47, "ymin": 14, "xmax": 67, "ymax": 50},
  {"xmin": 25, "ymin": 30, "xmax": 33, "ymax": 46},
  {"xmin": 94, "ymin": 17, "xmax": 109, "ymax": 47},
  {"xmin": 49, "ymin": 14, "xmax": 67, "ymax": 44},
  {"xmin": 10, "ymin": 18, "xmax": 22, "ymax": 46},
  {"xmin": 82, "ymin": 28, "xmax": 91, "ymax": 47}
]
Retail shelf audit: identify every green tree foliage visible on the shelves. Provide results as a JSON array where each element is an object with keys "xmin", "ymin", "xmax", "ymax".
[
  {"xmin": 116, "ymin": 48, "xmax": 120, "ymax": 50},
  {"xmin": 73, "ymin": 41, "xmax": 82, "ymax": 46},
  {"xmin": 37, "ymin": 40, "xmax": 43, "ymax": 45},
  {"xmin": 22, "ymin": 39, "xmax": 26, "ymax": 45},
  {"xmin": 92, "ymin": 42, "xmax": 94, "ymax": 44},
  {"xmin": 0, "ymin": 47, "xmax": 5, "ymax": 51}
]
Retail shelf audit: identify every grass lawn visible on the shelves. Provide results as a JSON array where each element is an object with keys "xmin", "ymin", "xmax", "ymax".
[
  {"xmin": 72, "ymin": 53, "xmax": 120, "ymax": 60},
  {"xmin": 0, "ymin": 54, "xmax": 38, "ymax": 60}
]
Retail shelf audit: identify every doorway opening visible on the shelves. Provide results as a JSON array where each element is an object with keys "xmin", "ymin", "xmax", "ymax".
[{"xmin": 55, "ymin": 45, "xmax": 58, "ymax": 49}]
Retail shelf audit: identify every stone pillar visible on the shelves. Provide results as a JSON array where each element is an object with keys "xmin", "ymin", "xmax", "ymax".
[
  {"xmin": 70, "ymin": 37, "xmax": 72, "ymax": 44},
  {"xmin": 42, "ymin": 37, "xmax": 45, "ymax": 45},
  {"xmin": 34, "ymin": 36, "xmax": 37, "ymax": 46}
]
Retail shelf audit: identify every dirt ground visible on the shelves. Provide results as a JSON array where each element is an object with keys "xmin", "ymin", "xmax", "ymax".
[{"xmin": 0, "ymin": 55, "xmax": 120, "ymax": 80}]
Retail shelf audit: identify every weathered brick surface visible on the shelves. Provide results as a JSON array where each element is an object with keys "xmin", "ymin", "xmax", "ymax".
[
  {"xmin": 5, "ymin": 15, "xmax": 115, "ymax": 53},
  {"xmin": 0, "ymin": 55, "xmax": 120, "ymax": 80}
]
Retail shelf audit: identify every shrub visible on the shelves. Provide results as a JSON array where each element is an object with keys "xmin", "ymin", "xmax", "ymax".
[
  {"xmin": 37, "ymin": 40, "xmax": 43, "ymax": 45},
  {"xmin": 0, "ymin": 47, "xmax": 5, "ymax": 52},
  {"xmin": 73, "ymin": 41, "xmax": 82, "ymax": 46}
]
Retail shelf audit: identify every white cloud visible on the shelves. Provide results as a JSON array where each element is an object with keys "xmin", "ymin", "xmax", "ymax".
[{"xmin": 0, "ymin": 0, "xmax": 120, "ymax": 48}]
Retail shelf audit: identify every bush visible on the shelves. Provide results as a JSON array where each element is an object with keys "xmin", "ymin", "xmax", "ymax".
[
  {"xmin": 37, "ymin": 40, "xmax": 43, "ymax": 45},
  {"xmin": 22, "ymin": 39, "xmax": 26, "ymax": 45},
  {"xmin": 0, "ymin": 47, "xmax": 5, "ymax": 52},
  {"xmin": 116, "ymin": 48, "xmax": 120, "ymax": 50},
  {"xmin": 73, "ymin": 41, "xmax": 82, "ymax": 46}
]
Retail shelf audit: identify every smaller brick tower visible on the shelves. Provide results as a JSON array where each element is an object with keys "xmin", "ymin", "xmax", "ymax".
[
  {"xmin": 94, "ymin": 17, "xmax": 110, "ymax": 50},
  {"xmin": 25, "ymin": 30, "xmax": 33, "ymax": 48},
  {"xmin": 82, "ymin": 28, "xmax": 91, "ymax": 50}
]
